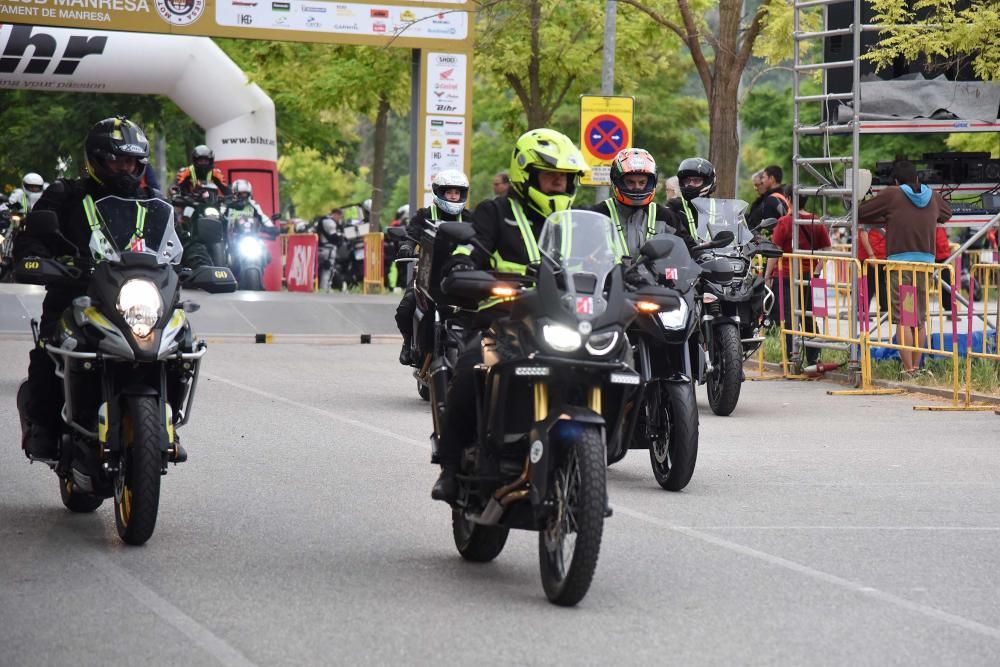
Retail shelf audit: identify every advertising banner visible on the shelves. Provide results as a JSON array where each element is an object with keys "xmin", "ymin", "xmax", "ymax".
[{"xmin": 285, "ymin": 233, "xmax": 317, "ymax": 292}]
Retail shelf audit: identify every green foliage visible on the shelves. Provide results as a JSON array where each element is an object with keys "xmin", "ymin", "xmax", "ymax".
[
  {"xmin": 866, "ymin": 0, "xmax": 1000, "ymax": 81},
  {"xmin": 278, "ymin": 146, "xmax": 367, "ymax": 220}
]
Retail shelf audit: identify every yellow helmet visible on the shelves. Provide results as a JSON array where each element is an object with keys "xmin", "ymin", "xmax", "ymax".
[{"xmin": 509, "ymin": 128, "xmax": 588, "ymax": 218}]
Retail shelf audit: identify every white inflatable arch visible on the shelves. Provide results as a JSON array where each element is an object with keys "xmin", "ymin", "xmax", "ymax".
[{"xmin": 0, "ymin": 24, "xmax": 278, "ymax": 213}]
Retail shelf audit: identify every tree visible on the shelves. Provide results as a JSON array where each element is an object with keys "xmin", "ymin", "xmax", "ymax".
[{"xmin": 865, "ymin": 0, "xmax": 1000, "ymax": 81}]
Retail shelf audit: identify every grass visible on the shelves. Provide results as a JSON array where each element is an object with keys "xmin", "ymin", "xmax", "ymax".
[{"xmin": 755, "ymin": 327, "xmax": 1000, "ymax": 396}]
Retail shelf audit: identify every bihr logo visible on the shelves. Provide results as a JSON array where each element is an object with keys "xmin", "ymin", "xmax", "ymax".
[
  {"xmin": 154, "ymin": 0, "xmax": 206, "ymax": 25},
  {"xmin": 0, "ymin": 26, "xmax": 107, "ymax": 76}
]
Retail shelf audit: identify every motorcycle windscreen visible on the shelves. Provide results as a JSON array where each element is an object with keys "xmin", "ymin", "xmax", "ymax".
[
  {"xmin": 538, "ymin": 210, "xmax": 619, "ymax": 317},
  {"xmin": 93, "ymin": 196, "xmax": 183, "ymax": 265},
  {"xmin": 691, "ymin": 198, "xmax": 755, "ymax": 246}
]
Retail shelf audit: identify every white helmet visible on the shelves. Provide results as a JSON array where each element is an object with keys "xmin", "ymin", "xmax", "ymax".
[
  {"xmin": 396, "ymin": 204, "xmax": 410, "ymax": 221},
  {"xmin": 22, "ymin": 172, "xmax": 45, "ymax": 207},
  {"xmin": 431, "ymin": 169, "xmax": 469, "ymax": 216},
  {"xmin": 232, "ymin": 179, "xmax": 253, "ymax": 200}
]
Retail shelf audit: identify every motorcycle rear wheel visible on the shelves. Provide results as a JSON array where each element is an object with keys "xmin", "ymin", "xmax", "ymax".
[
  {"xmin": 539, "ymin": 425, "xmax": 605, "ymax": 606},
  {"xmin": 706, "ymin": 323, "xmax": 742, "ymax": 416},
  {"xmin": 650, "ymin": 381, "xmax": 699, "ymax": 491},
  {"xmin": 59, "ymin": 476, "xmax": 104, "ymax": 513},
  {"xmin": 114, "ymin": 396, "xmax": 163, "ymax": 546},
  {"xmin": 452, "ymin": 510, "xmax": 509, "ymax": 562}
]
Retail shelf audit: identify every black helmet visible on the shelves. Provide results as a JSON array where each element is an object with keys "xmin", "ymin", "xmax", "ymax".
[
  {"xmin": 191, "ymin": 145, "xmax": 214, "ymax": 174},
  {"xmin": 84, "ymin": 116, "xmax": 149, "ymax": 196},
  {"xmin": 677, "ymin": 157, "xmax": 716, "ymax": 201}
]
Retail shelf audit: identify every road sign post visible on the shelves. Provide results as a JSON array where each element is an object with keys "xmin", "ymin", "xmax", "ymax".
[{"xmin": 580, "ymin": 95, "xmax": 634, "ymax": 187}]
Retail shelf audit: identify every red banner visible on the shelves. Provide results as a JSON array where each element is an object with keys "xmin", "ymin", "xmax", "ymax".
[{"xmin": 285, "ymin": 234, "xmax": 318, "ymax": 292}]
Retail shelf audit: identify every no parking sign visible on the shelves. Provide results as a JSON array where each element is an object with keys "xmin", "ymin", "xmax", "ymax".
[{"xmin": 580, "ymin": 95, "xmax": 635, "ymax": 186}]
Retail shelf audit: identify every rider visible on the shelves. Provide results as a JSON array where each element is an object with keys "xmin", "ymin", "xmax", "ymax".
[
  {"xmin": 394, "ymin": 169, "xmax": 473, "ymax": 365},
  {"xmin": 224, "ymin": 179, "xmax": 277, "ymax": 236},
  {"xmin": 14, "ymin": 117, "xmax": 161, "ymax": 460},
  {"xmin": 667, "ymin": 157, "xmax": 716, "ymax": 243},
  {"xmin": 173, "ymin": 145, "xmax": 230, "ymax": 198},
  {"xmin": 8, "ymin": 172, "xmax": 46, "ymax": 213},
  {"xmin": 591, "ymin": 148, "xmax": 698, "ymax": 258},
  {"xmin": 431, "ymin": 128, "xmax": 587, "ymax": 502}
]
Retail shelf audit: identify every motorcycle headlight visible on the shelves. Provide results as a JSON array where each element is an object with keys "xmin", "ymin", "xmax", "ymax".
[
  {"xmin": 238, "ymin": 236, "xmax": 263, "ymax": 260},
  {"xmin": 117, "ymin": 279, "xmax": 163, "ymax": 339},
  {"xmin": 657, "ymin": 300, "xmax": 689, "ymax": 330},
  {"xmin": 585, "ymin": 330, "xmax": 620, "ymax": 356},
  {"xmin": 542, "ymin": 324, "xmax": 582, "ymax": 352}
]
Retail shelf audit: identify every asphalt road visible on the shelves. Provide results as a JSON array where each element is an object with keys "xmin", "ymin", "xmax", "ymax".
[{"xmin": 1, "ymin": 339, "xmax": 999, "ymax": 666}]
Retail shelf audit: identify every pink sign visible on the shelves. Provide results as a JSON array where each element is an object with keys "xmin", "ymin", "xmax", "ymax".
[
  {"xmin": 898, "ymin": 284, "xmax": 918, "ymax": 328},
  {"xmin": 810, "ymin": 277, "xmax": 828, "ymax": 317},
  {"xmin": 285, "ymin": 234, "xmax": 318, "ymax": 292}
]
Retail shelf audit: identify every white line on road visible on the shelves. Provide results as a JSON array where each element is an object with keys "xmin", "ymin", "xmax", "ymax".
[
  {"xmin": 87, "ymin": 554, "xmax": 259, "ymax": 667},
  {"xmin": 207, "ymin": 371, "xmax": 1000, "ymax": 642}
]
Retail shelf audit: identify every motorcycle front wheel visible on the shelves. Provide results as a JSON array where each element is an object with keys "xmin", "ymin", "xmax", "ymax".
[
  {"xmin": 706, "ymin": 323, "xmax": 742, "ymax": 416},
  {"xmin": 239, "ymin": 266, "xmax": 263, "ymax": 291},
  {"xmin": 114, "ymin": 395, "xmax": 163, "ymax": 545},
  {"xmin": 650, "ymin": 381, "xmax": 699, "ymax": 491},
  {"xmin": 539, "ymin": 425, "xmax": 606, "ymax": 606}
]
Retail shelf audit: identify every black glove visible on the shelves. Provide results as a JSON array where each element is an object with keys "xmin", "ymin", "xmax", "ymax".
[{"xmin": 443, "ymin": 255, "xmax": 475, "ymax": 276}]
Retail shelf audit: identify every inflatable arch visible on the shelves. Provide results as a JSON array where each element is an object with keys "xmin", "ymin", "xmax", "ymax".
[{"xmin": 0, "ymin": 24, "xmax": 279, "ymax": 214}]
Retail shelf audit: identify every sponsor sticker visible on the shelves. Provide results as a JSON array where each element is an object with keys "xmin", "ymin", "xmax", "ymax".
[{"xmin": 155, "ymin": 0, "xmax": 206, "ymax": 25}]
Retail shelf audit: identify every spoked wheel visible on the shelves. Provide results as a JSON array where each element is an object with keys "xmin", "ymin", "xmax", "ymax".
[
  {"xmin": 650, "ymin": 381, "xmax": 699, "ymax": 491},
  {"xmin": 59, "ymin": 476, "xmax": 103, "ymax": 513},
  {"xmin": 706, "ymin": 323, "xmax": 742, "ymax": 416},
  {"xmin": 452, "ymin": 510, "xmax": 509, "ymax": 562},
  {"xmin": 114, "ymin": 396, "xmax": 163, "ymax": 546},
  {"xmin": 539, "ymin": 425, "xmax": 606, "ymax": 607}
]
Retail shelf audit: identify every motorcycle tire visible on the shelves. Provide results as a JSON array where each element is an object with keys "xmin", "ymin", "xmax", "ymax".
[
  {"xmin": 707, "ymin": 323, "xmax": 742, "ymax": 417},
  {"xmin": 417, "ymin": 380, "xmax": 430, "ymax": 401},
  {"xmin": 539, "ymin": 425, "xmax": 606, "ymax": 607},
  {"xmin": 113, "ymin": 395, "xmax": 163, "ymax": 546},
  {"xmin": 452, "ymin": 509, "xmax": 509, "ymax": 562},
  {"xmin": 59, "ymin": 476, "xmax": 104, "ymax": 513},
  {"xmin": 650, "ymin": 381, "xmax": 699, "ymax": 491},
  {"xmin": 239, "ymin": 267, "xmax": 263, "ymax": 291}
]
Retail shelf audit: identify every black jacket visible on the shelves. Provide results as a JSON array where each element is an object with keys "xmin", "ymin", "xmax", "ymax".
[
  {"xmin": 592, "ymin": 198, "xmax": 697, "ymax": 258},
  {"xmin": 403, "ymin": 204, "xmax": 472, "ymax": 246},
  {"xmin": 746, "ymin": 187, "xmax": 789, "ymax": 230},
  {"xmin": 14, "ymin": 177, "xmax": 159, "ymax": 334},
  {"xmin": 464, "ymin": 196, "xmax": 547, "ymax": 271}
]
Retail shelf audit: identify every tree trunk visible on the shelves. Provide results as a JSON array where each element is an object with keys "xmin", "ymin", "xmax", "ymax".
[
  {"xmin": 370, "ymin": 95, "xmax": 390, "ymax": 230},
  {"xmin": 708, "ymin": 76, "xmax": 741, "ymax": 198}
]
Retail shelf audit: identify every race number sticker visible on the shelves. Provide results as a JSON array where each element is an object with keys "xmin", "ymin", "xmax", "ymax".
[
  {"xmin": 664, "ymin": 267, "xmax": 678, "ymax": 280},
  {"xmin": 576, "ymin": 296, "xmax": 594, "ymax": 315}
]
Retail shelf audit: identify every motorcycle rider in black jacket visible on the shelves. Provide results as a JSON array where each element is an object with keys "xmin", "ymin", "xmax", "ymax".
[
  {"xmin": 591, "ymin": 147, "xmax": 698, "ymax": 259},
  {"xmin": 394, "ymin": 169, "xmax": 473, "ymax": 365},
  {"xmin": 667, "ymin": 157, "xmax": 717, "ymax": 241},
  {"xmin": 14, "ymin": 117, "xmax": 161, "ymax": 460},
  {"xmin": 431, "ymin": 128, "xmax": 588, "ymax": 502}
]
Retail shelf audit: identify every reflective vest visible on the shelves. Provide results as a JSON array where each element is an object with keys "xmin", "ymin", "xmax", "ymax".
[
  {"xmin": 604, "ymin": 198, "xmax": 657, "ymax": 259},
  {"xmin": 679, "ymin": 198, "xmax": 699, "ymax": 239},
  {"xmin": 82, "ymin": 195, "xmax": 147, "ymax": 262},
  {"xmin": 454, "ymin": 198, "xmax": 540, "ymax": 275},
  {"xmin": 187, "ymin": 165, "xmax": 222, "ymax": 189}
]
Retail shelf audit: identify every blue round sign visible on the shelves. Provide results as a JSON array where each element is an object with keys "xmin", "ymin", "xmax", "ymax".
[{"xmin": 584, "ymin": 114, "xmax": 629, "ymax": 159}]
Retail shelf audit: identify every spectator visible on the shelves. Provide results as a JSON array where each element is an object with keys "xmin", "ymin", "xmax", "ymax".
[
  {"xmin": 935, "ymin": 225, "xmax": 955, "ymax": 318},
  {"xmin": 747, "ymin": 165, "xmax": 790, "ymax": 230},
  {"xmin": 858, "ymin": 160, "xmax": 952, "ymax": 375},
  {"xmin": 858, "ymin": 226, "xmax": 889, "ymax": 315},
  {"xmin": 763, "ymin": 186, "xmax": 832, "ymax": 368},
  {"xmin": 663, "ymin": 175, "xmax": 681, "ymax": 201},
  {"xmin": 492, "ymin": 171, "xmax": 510, "ymax": 197}
]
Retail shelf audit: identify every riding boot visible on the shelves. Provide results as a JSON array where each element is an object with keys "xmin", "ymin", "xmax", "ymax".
[
  {"xmin": 431, "ymin": 463, "xmax": 458, "ymax": 502},
  {"xmin": 399, "ymin": 337, "xmax": 413, "ymax": 365}
]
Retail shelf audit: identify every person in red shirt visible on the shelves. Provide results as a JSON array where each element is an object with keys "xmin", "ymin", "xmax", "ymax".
[
  {"xmin": 934, "ymin": 225, "xmax": 954, "ymax": 316},
  {"xmin": 858, "ymin": 226, "xmax": 889, "ymax": 314},
  {"xmin": 763, "ymin": 187, "xmax": 832, "ymax": 366}
]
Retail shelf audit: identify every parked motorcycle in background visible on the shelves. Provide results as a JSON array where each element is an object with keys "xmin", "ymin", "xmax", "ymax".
[
  {"xmin": 690, "ymin": 198, "xmax": 782, "ymax": 416},
  {"xmin": 14, "ymin": 198, "xmax": 236, "ymax": 545}
]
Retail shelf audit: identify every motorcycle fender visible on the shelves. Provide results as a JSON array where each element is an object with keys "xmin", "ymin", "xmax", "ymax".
[
  {"xmin": 528, "ymin": 406, "xmax": 606, "ymax": 506},
  {"xmin": 709, "ymin": 314, "xmax": 740, "ymax": 327},
  {"xmin": 662, "ymin": 372, "xmax": 692, "ymax": 384}
]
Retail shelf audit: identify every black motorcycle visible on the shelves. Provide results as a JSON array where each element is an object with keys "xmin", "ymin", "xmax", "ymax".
[
  {"xmin": 0, "ymin": 202, "xmax": 23, "ymax": 282},
  {"xmin": 612, "ymin": 230, "xmax": 736, "ymax": 489},
  {"xmin": 227, "ymin": 212, "xmax": 271, "ymax": 291},
  {"xmin": 15, "ymin": 197, "xmax": 236, "ymax": 545},
  {"xmin": 690, "ymin": 198, "xmax": 781, "ymax": 416},
  {"xmin": 173, "ymin": 183, "xmax": 229, "ymax": 269},
  {"xmin": 433, "ymin": 210, "xmax": 651, "ymax": 606}
]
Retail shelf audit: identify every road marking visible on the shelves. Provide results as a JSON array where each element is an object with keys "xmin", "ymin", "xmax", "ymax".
[
  {"xmin": 208, "ymin": 371, "xmax": 1000, "ymax": 641},
  {"xmin": 87, "ymin": 554, "xmax": 259, "ymax": 667},
  {"xmin": 614, "ymin": 506, "xmax": 1000, "ymax": 641},
  {"xmin": 668, "ymin": 525, "xmax": 1000, "ymax": 531}
]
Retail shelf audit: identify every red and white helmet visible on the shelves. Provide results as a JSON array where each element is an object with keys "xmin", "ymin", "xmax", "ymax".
[{"xmin": 610, "ymin": 148, "xmax": 657, "ymax": 207}]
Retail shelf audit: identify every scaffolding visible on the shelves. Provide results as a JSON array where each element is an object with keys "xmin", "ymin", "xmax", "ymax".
[{"xmin": 790, "ymin": 0, "xmax": 1000, "ymax": 384}]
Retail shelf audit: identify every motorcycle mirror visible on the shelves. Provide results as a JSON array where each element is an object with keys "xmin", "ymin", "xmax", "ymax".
[
  {"xmin": 437, "ymin": 221, "xmax": 475, "ymax": 244},
  {"xmin": 638, "ymin": 235, "xmax": 678, "ymax": 261},
  {"xmin": 695, "ymin": 230, "xmax": 735, "ymax": 252},
  {"xmin": 384, "ymin": 226, "xmax": 407, "ymax": 240},
  {"xmin": 25, "ymin": 210, "xmax": 60, "ymax": 235},
  {"xmin": 757, "ymin": 217, "xmax": 779, "ymax": 232}
]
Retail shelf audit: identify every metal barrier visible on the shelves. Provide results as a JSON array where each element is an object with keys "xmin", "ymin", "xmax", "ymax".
[
  {"xmin": 864, "ymin": 259, "xmax": 961, "ymax": 406},
  {"xmin": 746, "ymin": 255, "xmax": 783, "ymax": 381},
  {"xmin": 776, "ymin": 253, "xmax": 864, "ymax": 381},
  {"xmin": 956, "ymin": 263, "xmax": 1000, "ymax": 410},
  {"xmin": 363, "ymin": 232, "xmax": 384, "ymax": 295}
]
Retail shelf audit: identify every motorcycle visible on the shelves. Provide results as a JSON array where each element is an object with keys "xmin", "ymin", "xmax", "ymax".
[
  {"xmin": 612, "ymin": 230, "xmax": 736, "ymax": 489},
  {"xmin": 173, "ymin": 183, "xmax": 229, "ymax": 269},
  {"xmin": 1, "ymin": 203, "xmax": 23, "ymax": 282},
  {"xmin": 433, "ymin": 210, "xmax": 649, "ymax": 606},
  {"xmin": 690, "ymin": 198, "xmax": 781, "ymax": 416},
  {"xmin": 227, "ymin": 213, "xmax": 270, "ymax": 291},
  {"xmin": 14, "ymin": 197, "xmax": 236, "ymax": 545}
]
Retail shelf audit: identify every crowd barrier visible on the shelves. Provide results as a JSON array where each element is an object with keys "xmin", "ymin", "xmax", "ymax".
[
  {"xmin": 959, "ymin": 263, "xmax": 1000, "ymax": 410},
  {"xmin": 363, "ymin": 232, "xmax": 384, "ymax": 295}
]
